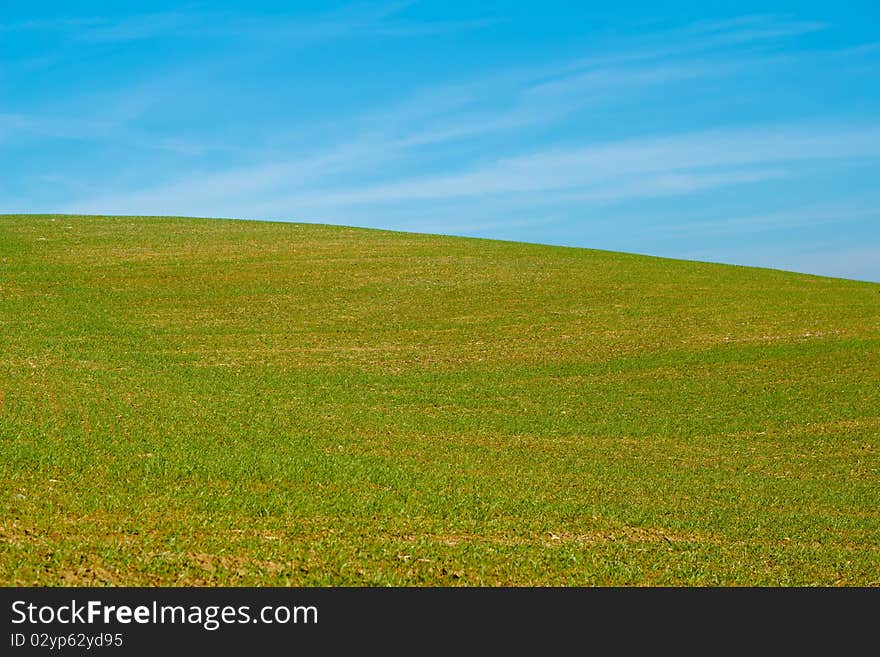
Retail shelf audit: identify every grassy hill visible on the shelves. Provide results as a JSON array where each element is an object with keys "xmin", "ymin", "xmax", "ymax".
[{"xmin": 1, "ymin": 214, "xmax": 878, "ymax": 585}]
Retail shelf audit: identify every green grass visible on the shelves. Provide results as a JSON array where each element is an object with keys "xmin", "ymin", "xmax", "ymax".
[{"xmin": 1, "ymin": 214, "xmax": 878, "ymax": 586}]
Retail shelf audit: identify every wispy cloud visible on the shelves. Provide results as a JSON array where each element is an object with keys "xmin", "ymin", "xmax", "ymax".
[
  {"xmin": 524, "ymin": 59, "xmax": 742, "ymax": 100},
  {"xmin": 542, "ymin": 14, "xmax": 827, "ymax": 76},
  {"xmin": 0, "ymin": 64, "xmax": 204, "ymax": 149},
  {"xmin": 0, "ymin": 3, "xmax": 495, "ymax": 43},
  {"xmin": 279, "ymin": 122, "xmax": 880, "ymax": 205},
  {"xmin": 0, "ymin": 112, "xmax": 115, "ymax": 141},
  {"xmin": 7, "ymin": 9, "xmax": 879, "ymax": 282},
  {"xmin": 69, "ymin": 120, "xmax": 880, "ymax": 219},
  {"xmin": 2, "ymin": 12, "xmax": 845, "ymax": 156},
  {"xmin": 339, "ymin": 14, "xmax": 836, "ymax": 152},
  {"xmin": 684, "ymin": 14, "xmax": 826, "ymax": 41},
  {"xmin": 0, "ymin": 16, "xmax": 104, "ymax": 32},
  {"xmin": 557, "ymin": 169, "xmax": 790, "ymax": 204}
]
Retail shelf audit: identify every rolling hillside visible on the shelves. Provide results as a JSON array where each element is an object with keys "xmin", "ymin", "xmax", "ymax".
[{"xmin": 1, "ymin": 214, "xmax": 878, "ymax": 585}]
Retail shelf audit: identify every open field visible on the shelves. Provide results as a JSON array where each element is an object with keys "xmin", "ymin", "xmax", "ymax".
[{"xmin": 1, "ymin": 214, "xmax": 878, "ymax": 585}]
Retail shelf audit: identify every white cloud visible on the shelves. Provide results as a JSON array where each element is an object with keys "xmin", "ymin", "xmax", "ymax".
[
  {"xmin": 0, "ymin": 3, "xmax": 494, "ymax": 43},
  {"xmin": 67, "ymin": 121, "xmax": 880, "ymax": 219},
  {"xmin": 261, "ymin": 122, "xmax": 880, "ymax": 207}
]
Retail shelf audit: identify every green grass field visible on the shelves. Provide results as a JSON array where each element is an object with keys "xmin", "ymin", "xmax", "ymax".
[{"xmin": 1, "ymin": 214, "xmax": 878, "ymax": 585}]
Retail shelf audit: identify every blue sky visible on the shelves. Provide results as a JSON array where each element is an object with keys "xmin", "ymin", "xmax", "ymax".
[{"xmin": 3, "ymin": 1, "xmax": 879, "ymax": 281}]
